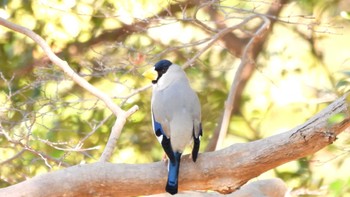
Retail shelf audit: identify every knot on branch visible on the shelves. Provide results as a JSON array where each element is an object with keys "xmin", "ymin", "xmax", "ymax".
[
  {"xmin": 216, "ymin": 186, "xmax": 237, "ymax": 194},
  {"xmin": 322, "ymin": 131, "xmax": 337, "ymax": 144}
]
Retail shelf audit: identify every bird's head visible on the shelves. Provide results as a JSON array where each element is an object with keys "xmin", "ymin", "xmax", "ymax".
[{"xmin": 143, "ymin": 59, "xmax": 172, "ymax": 84}]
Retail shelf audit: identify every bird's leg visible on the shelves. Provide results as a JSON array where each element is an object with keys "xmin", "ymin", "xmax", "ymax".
[{"xmin": 162, "ymin": 152, "xmax": 167, "ymax": 163}]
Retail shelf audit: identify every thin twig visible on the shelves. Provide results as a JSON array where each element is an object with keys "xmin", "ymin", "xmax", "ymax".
[
  {"xmin": 0, "ymin": 123, "xmax": 71, "ymax": 167},
  {"xmin": 38, "ymin": 139, "xmax": 100, "ymax": 152},
  {"xmin": 80, "ymin": 114, "xmax": 113, "ymax": 144},
  {"xmin": 218, "ymin": 4, "xmax": 342, "ymax": 34},
  {"xmin": 0, "ymin": 149, "xmax": 25, "ymax": 165},
  {"xmin": 193, "ymin": 0, "xmax": 218, "ymax": 33},
  {"xmin": 182, "ymin": 14, "xmax": 267, "ymax": 69},
  {"xmin": 119, "ymin": 84, "xmax": 152, "ymax": 106}
]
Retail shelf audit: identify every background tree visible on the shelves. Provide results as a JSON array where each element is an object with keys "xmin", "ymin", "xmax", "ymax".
[{"xmin": 1, "ymin": 0, "xmax": 350, "ymax": 196}]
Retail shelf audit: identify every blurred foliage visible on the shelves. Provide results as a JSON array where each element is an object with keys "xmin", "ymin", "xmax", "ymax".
[{"xmin": 1, "ymin": 0, "xmax": 350, "ymax": 196}]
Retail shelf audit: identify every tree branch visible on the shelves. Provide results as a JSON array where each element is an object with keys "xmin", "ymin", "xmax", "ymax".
[
  {"xmin": 206, "ymin": 0, "xmax": 288, "ymax": 151},
  {"xmin": 215, "ymin": 15, "xmax": 270, "ymax": 150},
  {"xmin": 0, "ymin": 17, "xmax": 138, "ymax": 162},
  {"xmin": 1, "ymin": 93, "xmax": 349, "ymax": 196}
]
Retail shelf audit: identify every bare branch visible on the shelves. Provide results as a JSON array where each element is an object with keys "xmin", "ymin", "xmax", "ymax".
[
  {"xmin": 0, "ymin": 17, "xmax": 139, "ymax": 162},
  {"xmin": 182, "ymin": 14, "xmax": 266, "ymax": 69},
  {"xmin": 0, "ymin": 17, "xmax": 137, "ymax": 117},
  {"xmin": 193, "ymin": 0, "xmax": 219, "ymax": 33},
  {"xmin": 99, "ymin": 117, "xmax": 127, "ymax": 162},
  {"xmin": 0, "ymin": 149, "xmax": 25, "ymax": 165},
  {"xmin": 37, "ymin": 139, "xmax": 100, "ymax": 152},
  {"xmin": 0, "ymin": 122, "xmax": 71, "ymax": 167},
  {"xmin": 215, "ymin": 15, "xmax": 270, "ymax": 150},
  {"xmin": 206, "ymin": 0, "xmax": 287, "ymax": 151}
]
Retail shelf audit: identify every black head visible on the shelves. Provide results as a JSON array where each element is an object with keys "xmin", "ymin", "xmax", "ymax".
[{"xmin": 152, "ymin": 59, "xmax": 172, "ymax": 84}]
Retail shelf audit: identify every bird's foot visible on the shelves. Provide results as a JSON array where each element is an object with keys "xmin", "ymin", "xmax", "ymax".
[{"xmin": 162, "ymin": 153, "xmax": 168, "ymax": 163}]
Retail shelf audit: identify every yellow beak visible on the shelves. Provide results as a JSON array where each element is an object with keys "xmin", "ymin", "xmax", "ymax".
[{"xmin": 142, "ymin": 67, "xmax": 158, "ymax": 81}]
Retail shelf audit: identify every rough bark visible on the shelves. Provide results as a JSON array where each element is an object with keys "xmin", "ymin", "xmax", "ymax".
[
  {"xmin": 148, "ymin": 178, "xmax": 288, "ymax": 197},
  {"xmin": 1, "ymin": 93, "xmax": 349, "ymax": 197}
]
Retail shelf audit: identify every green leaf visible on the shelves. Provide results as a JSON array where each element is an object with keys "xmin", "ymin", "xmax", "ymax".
[
  {"xmin": 329, "ymin": 179, "xmax": 345, "ymax": 196},
  {"xmin": 341, "ymin": 11, "xmax": 350, "ymax": 20},
  {"xmin": 327, "ymin": 113, "xmax": 346, "ymax": 125},
  {"xmin": 340, "ymin": 70, "xmax": 350, "ymax": 76},
  {"xmin": 336, "ymin": 79, "xmax": 350, "ymax": 89}
]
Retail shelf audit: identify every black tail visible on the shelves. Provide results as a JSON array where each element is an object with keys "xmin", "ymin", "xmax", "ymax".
[
  {"xmin": 192, "ymin": 123, "xmax": 202, "ymax": 162},
  {"xmin": 192, "ymin": 136, "xmax": 200, "ymax": 162},
  {"xmin": 166, "ymin": 152, "xmax": 182, "ymax": 195}
]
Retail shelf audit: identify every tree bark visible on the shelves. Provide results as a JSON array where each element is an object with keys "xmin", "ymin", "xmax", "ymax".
[
  {"xmin": 148, "ymin": 178, "xmax": 288, "ymax": 197},
  {"xmin": 1, "ymin": 93, "xmax": 349, "ymax": 197}
]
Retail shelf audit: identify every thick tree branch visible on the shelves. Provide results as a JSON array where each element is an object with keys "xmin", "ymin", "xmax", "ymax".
[
  {"xmin": 99, "ymin": 116, "xmax": 128, "ymax": 162},
  {"xmin": 1, "ymin": 93, "xmax": 349, "ymax": 196},
  {"xmin": 148, "ymin": 178, "xmax": 288, "ymax": 197}
]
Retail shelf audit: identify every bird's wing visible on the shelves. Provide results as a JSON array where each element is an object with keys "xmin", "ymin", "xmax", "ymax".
[
  {"xmin": 151, "ymin": 88, "xmax": 171, "ymax": 138},
  {"xmin": 186, "ymin": 88, "xmax": 202, "ymax": 162},
  {"xmin": 190, "ymin": 90, "xmax": 202, "ymax": 138},
  {"xmin": 151, "ymin": 88, "xmax": 176, "ymax": 162}
]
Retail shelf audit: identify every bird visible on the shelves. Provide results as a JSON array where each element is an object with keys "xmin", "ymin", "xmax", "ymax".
[{"xmin": 143, "ymin": 59, "xmax": 202, "ymax": 195}]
